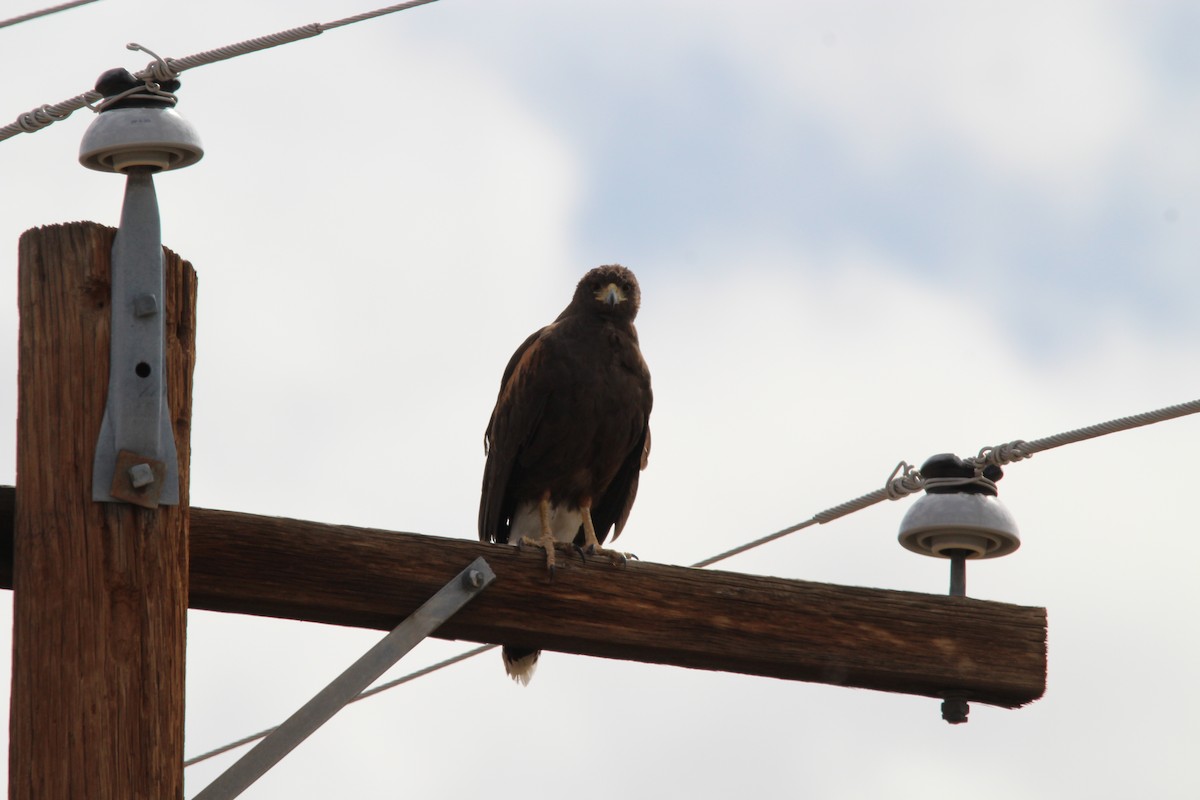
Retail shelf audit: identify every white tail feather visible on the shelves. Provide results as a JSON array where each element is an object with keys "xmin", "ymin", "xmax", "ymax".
[{"xmin": 502, "ymin": 649, "xmax": 539, "ymax": 685}]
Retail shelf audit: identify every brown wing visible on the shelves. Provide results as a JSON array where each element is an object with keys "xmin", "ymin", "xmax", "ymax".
[
  {"xmin": 478, "ymin": 324, "xmax": 554, "ymax": 544},
  {"xmin": 586, "ymin": 422, "xmax": 650, "ymax": 546},
  {"xmin": 578, "ymin": 325, "xmax": 653, "ymax": 546}
]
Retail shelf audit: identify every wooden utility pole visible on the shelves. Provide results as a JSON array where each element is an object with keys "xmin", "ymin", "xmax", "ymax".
[{"xmin": 10, "ymin": 222, "xmax": 196, "ymax": 799}]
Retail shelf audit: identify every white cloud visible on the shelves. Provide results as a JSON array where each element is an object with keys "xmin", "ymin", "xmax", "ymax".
[{"xmin": 702, "ymin": 3, "xmax": 1150, "ymax": 211}]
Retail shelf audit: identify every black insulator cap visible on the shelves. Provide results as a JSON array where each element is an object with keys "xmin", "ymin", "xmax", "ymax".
[
  {"xmin": 921, "ymin": 453, "xmax": 1002, "ymax": 496},
  {"xmin": 94, "ymin": 67, "xmax": 180, "ymax": 110},
  {"xmin": 95, "ymin": 67, "xmax": 139, "ymax": 97}
]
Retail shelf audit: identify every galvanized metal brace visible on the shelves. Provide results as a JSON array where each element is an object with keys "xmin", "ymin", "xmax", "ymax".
[
  {"xmin": 92, "ymin": 167, "xmax": 180, "ymax": 506},
  {"xmin": 192, "ymin": 557, "xmax": 497, "ymax": 800}
]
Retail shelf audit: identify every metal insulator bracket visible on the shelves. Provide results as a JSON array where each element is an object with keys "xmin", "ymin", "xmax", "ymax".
[{"xmin": 91, "ymin": 169, "xmax": 179, "ymax": 507}]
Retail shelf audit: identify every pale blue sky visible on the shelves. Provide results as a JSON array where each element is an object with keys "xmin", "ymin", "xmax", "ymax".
[{"xmin": 400, "ymin": 1, "xmax": 1200, "ymax": 354}]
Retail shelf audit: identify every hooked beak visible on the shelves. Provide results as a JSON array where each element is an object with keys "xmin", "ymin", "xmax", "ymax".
[{"xmin": 596, "ymin": 283, "xmax": 625, "ymax": 306}]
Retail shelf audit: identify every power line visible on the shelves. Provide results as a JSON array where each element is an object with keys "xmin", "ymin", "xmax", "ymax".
[
  {"xmin": 0, "ymin": 0, "xmax": 100, "ymax": 30},
  {"xmin": 183, "ymin": 645, "xmax": 496, "ymax": 767},
  {"xmin": 700, "ymin": 397, "xmax": 1200, "ymax": 566},
  {"xmin": 0, "ymin": 0, "xmax": 439, "ymax": 142},
  {"xmin": 182, "ymin": 395, "xmax": 1200, "ymax": 768}
]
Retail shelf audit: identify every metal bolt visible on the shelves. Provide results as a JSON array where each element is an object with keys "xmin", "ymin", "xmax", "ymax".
[
  {"xmin": 464, "ymin": 569, "xmax": 485, "ymax": 590},
  {"xmin": 947, "ymin": 549, "xmax": 969, "ymax": 597},
  {"xmin": 128, "ymin": 462, "xmax": 156, "ymax": 489},
  {"xmin": 941, "ymin": 696, "xmax": 970, "ymax": 725},
  {"xmin": 133, "ymin": 292, "xmax": 159, "ymax": 318}
]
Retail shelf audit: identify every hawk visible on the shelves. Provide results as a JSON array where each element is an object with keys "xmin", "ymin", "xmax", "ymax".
[{"xmin": 479, "ymin": 264, "xmax": 653, "ymax": 683}]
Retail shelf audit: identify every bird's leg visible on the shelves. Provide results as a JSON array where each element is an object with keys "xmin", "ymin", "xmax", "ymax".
[
  {"xmin": 516, "ymin": 494, "xmax": 572, "ymax": 575},
  {"xmin": 580, "ymin": 504, "xmax": 635, "ymax": 565}
]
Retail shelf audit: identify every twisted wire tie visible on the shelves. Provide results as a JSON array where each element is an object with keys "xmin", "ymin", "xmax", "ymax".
[
  {"xmin": 93, "ymin": 83, "xmax": 179, "ymax": 113},
  {"xmin": 885, "ymin": 460, "xmax": 924, "ymax": 499},
  {"xmin": 972, "ymin": 440, "xmax": 1033, "ymax": 469},
  {"xmin": 17, "ymin": 102, "xmax": 75, "ymax": 132}
]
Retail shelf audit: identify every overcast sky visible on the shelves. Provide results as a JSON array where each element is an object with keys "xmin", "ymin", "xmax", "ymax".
[{"xmin": 2, "ymin": 1, "xmax": 1199, "ymax": 797}]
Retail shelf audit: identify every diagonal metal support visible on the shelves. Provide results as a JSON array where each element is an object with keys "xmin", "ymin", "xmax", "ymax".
[{"xmin": 192, "ymin": 556, "xmax": 496, "ymax": 800}]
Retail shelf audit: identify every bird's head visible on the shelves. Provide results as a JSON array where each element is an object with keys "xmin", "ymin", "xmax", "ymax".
[{"xmin": 572, "ymin": 264, "xmax": 641, "ymax": 321}]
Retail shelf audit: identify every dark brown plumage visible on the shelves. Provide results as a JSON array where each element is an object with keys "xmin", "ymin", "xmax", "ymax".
[{"xmin": 479, "ymin": 264, "xmax": 653, "ymax": 683}]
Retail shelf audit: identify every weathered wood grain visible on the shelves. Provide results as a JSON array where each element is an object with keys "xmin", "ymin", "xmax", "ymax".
[
  {"xmin": 10, "ymin": 222, "xmax": 196, "ymax": 799},
  {"xmin": 0, "ymin": 485, "xmax": 1045, "ymax": 709},
  {"xmin": 184, "ymin": 510, "xmax": 1047, "ymax": 708}
]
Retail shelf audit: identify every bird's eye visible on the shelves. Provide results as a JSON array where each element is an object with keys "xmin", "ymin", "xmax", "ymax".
[{"xmin": 621, "ymin": 281, "xmax": 632, "ymax": 293}]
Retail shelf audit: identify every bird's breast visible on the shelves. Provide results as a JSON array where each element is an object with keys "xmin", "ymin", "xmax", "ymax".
[{"xmin": 510, "ymin": 500, "xmax": 583, "ymax": 544}]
